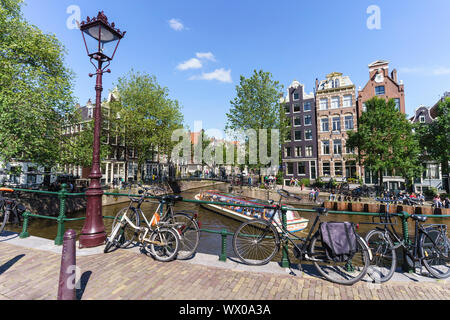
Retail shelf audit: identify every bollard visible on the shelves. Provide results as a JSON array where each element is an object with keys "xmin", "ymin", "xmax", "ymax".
[
  {"xmin": 57, "ymin": 229, "xmax": 77, "ymax": 300},
  {"xmin": 55, "ymin": 184, "xmax": 68, "ymax": 246},
  {"xmin": 219, "ymin": 229, "xmax": 228, "ymax": 262}
]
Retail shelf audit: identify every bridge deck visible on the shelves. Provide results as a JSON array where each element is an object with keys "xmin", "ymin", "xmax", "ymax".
[{"xmin": 0, "ymin": 238, "xmax": 448, "ymax": 300}]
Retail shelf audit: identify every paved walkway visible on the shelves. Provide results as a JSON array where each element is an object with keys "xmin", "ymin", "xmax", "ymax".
[{"xmin": 0, "ymin": 234, "xmax": 449, "ymax": 300}]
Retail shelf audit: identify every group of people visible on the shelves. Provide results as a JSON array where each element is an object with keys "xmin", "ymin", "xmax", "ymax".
[
  {"xmin": 433, "ymin": 194, "xmax": 450, "ymax": 209},
  {"xmin": 309, "ymin": 187, "xmax": 321, "ymax": 203}
]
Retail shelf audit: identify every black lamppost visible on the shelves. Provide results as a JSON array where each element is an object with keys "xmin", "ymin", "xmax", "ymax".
[{"xmin": 78, "ymin": 12, "xmax": 125, "ymax": 248}]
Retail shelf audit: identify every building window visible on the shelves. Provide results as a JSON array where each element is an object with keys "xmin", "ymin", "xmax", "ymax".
[
  {"xmin": 293, "ymin": 117, "xmax": 301, "ymax": 127},
  {"xmin": 287, "ymin": 163, "xmax": 294, "ymax": 175},
  {"xmin": 310, "ymin": 161, "xmax": 317, "ymax": 179},
  {"xmin": 344, "ymin": 115, "xmax": 354, "ymax": 130},
  {"xmin": 295, "ymin": 146, "xmax": 301, "ymax": 157},
  {"xmin": 305, "ymin": 130, "xmax": 312, "ymax": 140},
  {"xmin": 346, "ymin": 145, "xmax": 355, "ymax": 154},
  {"xmin": 304, "ymin": 101, "xmax": 312, "ymax": 112},
  {"xmin": 332, "ymin": 117, "xmax": 341, "ymax": 132},
  {"xmin": 375, "ymin": 86, "xmax": 385, "ymax": 96},
  {"xmin": 284, "ymin": 104, "xmax": 290, "ymax": 113},
  {"xmin": 304, "ymin": 115, "xmax": 312, "ymax": 126},
  {"xmin": 323, "ymin": 162, "xmax": 331, "ymax": 176},
  {"xmin": 322, "ymin": 141, "xmax": 330, "ymax": 155},
  {"xmin": 298, "ymin": 162, "xmax": 306, "ymax": 175},
  {"xmin": 293, "ymin": 93, "xmax": 299, "ymax": 100},
  {"xmin": 320, "ymin": 99, "xmax": 328, "ymax": 110},
  {"xmin": 285, "ymin": 147, "xmax": 291, "ymax": 158},
  {"xmin": 343, "ymin": 95, "xmax": 352, "ymax": 107},
  {"xmin": 333, "ymin": 140, "xmax": 342, "ymax": 155},
  {"xmin": 294, "ymin": 130, "xmax": 302, "ymax": 141},
  {"xmin": 305, "ymin": 146, "xmax": 313, "ymax": 157},
  {"xmin": 331, "ymin": 96, "xmax": 340, "ymax": 109},
  {"xmin": 362, "ymin": 103, "xmax": 367, "ymax": 112},
  {"xmin": 419, "ymin": 115, "xmax": 426, "ymax": 123},
  {"xmin": 335, "ymin": 161, "xmax": 343, "ymax": 176},
  {"xmin": 293, "ymin": 104, "xmax": 301, "ymax": 113},
  {"xmin": 425, "ymin": 163, "xmax": 440, "ymax": 179},
  {"xmin": 321, "ymin": 118, "xmax": 329, "ymax": 132},
  {"xmin": 88, "ymin": 107, "xmax": 93, "ymax": 118},
  {"xmin": 394, "ymin": 98, "xmax": 401, "ymax": 110}
]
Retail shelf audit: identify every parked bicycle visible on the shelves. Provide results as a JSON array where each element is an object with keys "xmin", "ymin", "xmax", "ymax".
[
  {"xmin": 365, "ymin": 199, "xmax": 450, "ymax": 283},
  {"xmin": 0, "ymin": 188, "xmax": 26, "ymax": 235},
  {"xmin": 105, "ymin": 187, "xmax": 200, "ymax": 261},
  {"xmin": 232, "ymin": 189, "xmax": 371, "ymax": 285}
]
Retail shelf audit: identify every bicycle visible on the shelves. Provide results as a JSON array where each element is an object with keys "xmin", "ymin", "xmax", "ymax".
[
  {"xmin": 105, "ymin": 186, "xmax": 200, "ymax": 261},
  {"xmin": 365, "ymin": 199, "xmax": 450, "ymax": 283},
  {"xmin": 0, "ymin": 188, "xmax": 26, "ymax": 235},
  {"xmin": 232, "ymin": 189, "xmax": 371, "ymax": 285}
]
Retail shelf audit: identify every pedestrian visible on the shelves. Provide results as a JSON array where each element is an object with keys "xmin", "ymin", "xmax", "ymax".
[
  {"xmin": 433, "ymin": 195, "xmax": 443, "ymax": 208},
  {"xmin": 314, "ymin": 187, "xmax": 320, "ymax": 203},
  {"xmin": 443, "ymin": 197, "xmax": 450, "ymax": 209}
]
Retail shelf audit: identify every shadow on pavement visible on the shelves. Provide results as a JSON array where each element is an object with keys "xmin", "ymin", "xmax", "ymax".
[
  {"xmin": 0, "ymin": 254, "xmax": 25, "ymax": 275},
  {"xmin": 76, "ymin": 271, "xmax": 92, "ymax": 300}
]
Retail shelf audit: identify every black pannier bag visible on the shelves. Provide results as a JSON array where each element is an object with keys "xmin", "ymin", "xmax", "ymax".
[{"xmin": 319, "ymin": 222, "xmax": 357, "ymax": 263}]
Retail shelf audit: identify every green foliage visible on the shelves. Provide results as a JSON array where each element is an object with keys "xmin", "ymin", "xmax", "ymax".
[
  {"xmin": 226, "ymin": 70, "xmax": 287, "ymax": 170},
  {"xmin": 347, "ymin": 97, "xmax": 422, "ymax": 187},
  {"xmin": 111, "ymin": 70, "xmax": 184, "ymax": 179},
  {"xmin": 416, "ymin": 97, "xmax": 450, "ymax": 192},
  {"xmin": 300, "ymin": 178, "xmax": 310, "ymax": 187},
  {"xmin": 0, "ymin": 0, "xmax": 75, "ymax": 167}
]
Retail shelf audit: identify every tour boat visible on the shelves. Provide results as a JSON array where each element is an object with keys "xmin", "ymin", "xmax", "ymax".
[{"xmin": 195, "ymin": 190, "xmax": 309, "ymax": 233}]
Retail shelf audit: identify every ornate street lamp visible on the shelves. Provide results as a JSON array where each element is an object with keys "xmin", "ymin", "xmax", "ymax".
[{"xmin": 78, "ymin": 11, "xmax": 125, "ymax": 248}]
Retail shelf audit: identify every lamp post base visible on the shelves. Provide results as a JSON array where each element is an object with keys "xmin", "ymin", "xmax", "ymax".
[{"xmin": 79, "ymin": 232, "xmax": 106, "ymax": 249}]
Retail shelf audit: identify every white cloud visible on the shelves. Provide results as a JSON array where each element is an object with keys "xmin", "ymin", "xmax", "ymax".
[
  {"xmin": 189, "ymin": 68, "xmax": 232, "ymax": 83},
  {"xmin": 196, "ymin": 52, "xmax": 216, "ymax": 61},
  {"xmin": 168, "ymin": 18, "xmax": 185, "ymax": 31},
  {"xmin": 432, "ymin": 67, "xmax": 450, "ymax": 75},
  {"xmin": 176, "ymin": 58, "xmax": 203, "ymax": 71}
]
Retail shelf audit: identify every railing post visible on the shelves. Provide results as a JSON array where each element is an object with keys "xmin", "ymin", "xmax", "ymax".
[
  {"xmin": 19, "ymin": 211, "xmax": 30, "ymax": 239},
  {"xmin": 55, "ymin": 184, "xmax": 68, "ymax": 246},
  {"xmin": 219, "ymin": 229, "xmax": 228, "ymax": 262},
  {"xmin": 400, "ymin": 211, "xmax": 414, "ymax": 273},
  {"xmin": 281, "ymin": 208, "xmax": 290, "ymax": 268}
]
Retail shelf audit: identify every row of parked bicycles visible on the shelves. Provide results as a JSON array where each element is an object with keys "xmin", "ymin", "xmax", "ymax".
[{"xmin": 103, "ymin": 186, "xmax": 450, "ymax": 286}]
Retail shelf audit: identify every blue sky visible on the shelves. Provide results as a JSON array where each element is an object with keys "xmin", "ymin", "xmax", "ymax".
[{"xmin": 22, "ymin": 0, "xmax": 450, "ymax": 133}]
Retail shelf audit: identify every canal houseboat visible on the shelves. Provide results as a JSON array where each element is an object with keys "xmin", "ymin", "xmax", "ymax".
[{"xmin": 195, "ymin": 190, "xmax": 309, "ymax": 233}]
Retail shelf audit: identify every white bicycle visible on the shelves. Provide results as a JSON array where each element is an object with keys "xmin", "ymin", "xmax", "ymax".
[{"xmin": 104, "ymin": 187, "xmax": 180, "ymax": 262}]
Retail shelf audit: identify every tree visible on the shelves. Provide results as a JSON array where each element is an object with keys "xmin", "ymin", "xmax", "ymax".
[
  {"xmin": 226, "ymin": 70, "xmax": 288, "ymax": 180},
  {"xmin": 0, "ymin": 0, "xmax": 75, "ymax": 168},
  {"xmin": 417, "ymin": 97, "xmax": 450, "ymax": 192},
  {"xmin": 111, "ymin": 70, "xmax": 184, "ymax": 181},
  {"xmin": 347, "ymin": 97, "xmax": 422, "ymax": 190}
]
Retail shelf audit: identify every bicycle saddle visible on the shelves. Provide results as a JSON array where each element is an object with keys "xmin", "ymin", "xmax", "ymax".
[
  {"xmin": 162, "ymin": 195, "xmax": 183, "ymax": 202},
  {"xmin": 411, "ymin": 214, "xmax": 427, "ymax": 223},
  {"xmin": 315, "ymin": 207, "xmax": 328, "ymax": 215}
]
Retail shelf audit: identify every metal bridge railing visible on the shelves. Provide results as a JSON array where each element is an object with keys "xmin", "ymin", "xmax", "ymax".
[{"xmin": 5, "ymin": 185, "xmax": 450, "ymax": 270}]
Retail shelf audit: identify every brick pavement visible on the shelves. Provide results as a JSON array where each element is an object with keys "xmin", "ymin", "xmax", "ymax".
[{"xmin": 0, "ymin": 242, "xmax": 448, "ymax": 300}]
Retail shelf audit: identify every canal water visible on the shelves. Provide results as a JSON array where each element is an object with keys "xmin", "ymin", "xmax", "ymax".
[{"xmin": 5, "ymin": 184, "xmax": 450, "ymax": 262}]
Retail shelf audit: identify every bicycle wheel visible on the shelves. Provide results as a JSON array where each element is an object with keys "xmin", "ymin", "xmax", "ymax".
[
  {"xmin": 309, "ymin": 234, "xmax": 370, "ymax": 285},
  {"xmin": 421, "ymin": 229, "xmax": 450, "ymax": 279},
  {"xmin": 0, "ymin": 206, "xmax": 9, "ymax": 235},
  {"xmin": 365, "ymin": 230, "xmax": 397, "ymax": 283},
  {"xmin": 149, "ymin": 228, "xmax": 180, "ymax": 262},
  {"xmin": 104, "ymin": 223, "xmax": 126, "ymax": 253},
  {"xmin": 170, "ymin": 213, "xmax": 200, "ymax": 260},
  {"xmin": 233, "ymin": 219, "xmax": 280, "ymax": 266},
  {"xmin": 111, "ymin": 207, "xmax": 140, "ymax": 248}
]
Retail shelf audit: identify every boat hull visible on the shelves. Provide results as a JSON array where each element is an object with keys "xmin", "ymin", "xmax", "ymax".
[{"xmin": 195, "ymin": 194, "xmax": 309, "ymax": 233}]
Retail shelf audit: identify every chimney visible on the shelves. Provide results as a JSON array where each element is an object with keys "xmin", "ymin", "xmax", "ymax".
[
  {"xmin": 391, "ymin": 69, "xmax": 398, "ymax": 83},
  {"xmin": 315, "ymin": 78, "xmax": 319, "ymax": 91}
]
